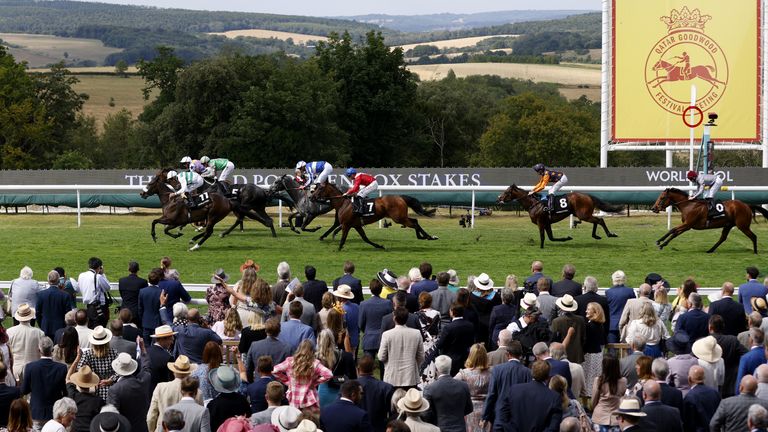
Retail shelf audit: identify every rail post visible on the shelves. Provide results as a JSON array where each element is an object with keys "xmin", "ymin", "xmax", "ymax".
[
  {"xmin": 76, "ymin": 188, "xmax": 81, "ymax": 227},
  {"xmin": 278, "ymin": 199, "xmax": 283, "ymax": 229},
  {"xmin": 471, "ymin": 190, "xmax": 476, "ymax": 228}
]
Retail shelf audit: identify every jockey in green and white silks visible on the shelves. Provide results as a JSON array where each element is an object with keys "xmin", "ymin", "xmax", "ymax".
[
  {"xmin": 167, "ymin": 170, "xmax": 204, "ymax": 198},
  {"xmin": 199, "ymin": 156, "xmax": 235, "ymax": 183}
]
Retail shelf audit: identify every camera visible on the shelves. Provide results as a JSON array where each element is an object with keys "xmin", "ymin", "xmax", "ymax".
[{"xmin": 707, "ymin": 112, "xmax": 718, "ymax": 126}]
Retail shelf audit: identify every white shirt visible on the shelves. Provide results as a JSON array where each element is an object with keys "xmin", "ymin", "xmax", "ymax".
[
  {"xmin": 41, "ymin": 419, "xmax": 66, "ymax": 432},
  {"xmin": 78, "ymin": 269, "xmax": 111, "ymax": 305},
  {"xmin": 75, "ymin": 325, "xmax": 93, "ymax": 350}
]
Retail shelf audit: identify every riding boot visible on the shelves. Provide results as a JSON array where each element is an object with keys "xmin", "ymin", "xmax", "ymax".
[{"xmin": 546, "ymin": 195, "xmax": 554, "ymax": 212}]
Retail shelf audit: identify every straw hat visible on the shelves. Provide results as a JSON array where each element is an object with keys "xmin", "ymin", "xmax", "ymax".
[
  {"xmin": 447, "ymin": 269, "xmax": 459, "ymax": 285},
  {"xmin": 167, "ymin": 355, "xmax": 197, "ymax": 375},
  {"xmin": 333, "ymin": 284, "xmax": 354, "ymax": 300},
  {"xmin": 208, "ymin": 366, "xmax": 241, "ymax": 393},
  {"xmin": 475, "ymin": 273, "xmax": 494, "ymax": 291},
  {"xmin": 70, "ymin": 365, "xmax": 100, "ymax": 389},
  {"xmin": 752, "ymin": 297, "xmax": 768, "ymax": 314},
  {"xmin": 377, "ymin": 269, "xmax": 398, "ymax": 288},
  {"xmin": 396, "ymin": 388, "xmax": 430, "ymax": 413},
  {"xmin": 692, "ymin": 335, "xmax": 723, "ymax": 363},
  {"xmin": 111, "ymin": 352, "xmax": 138, "ymax": 377},
  {"xmin": 14, "ymin": 304, "xmax": 35, "ymax": 322},
  {"xmin": 89, "ymin": 326, "xmax": 113, "ymax": 346},
  {"xmin": 555, "ymin": 294, "xmax": 578, "ymax": 312},
  {"xmin": 288, "ymin": 419, "xmax": 322, "ymax": 432},
  {"xmin": 611, "ymin": 398, "xmax": 647, "ymax": 417},
  {"xmin": 271, "ymin": 406, "xmax": 301, "ymax": 432},
  {"xmin": 520, "ymin": 292, "xmax": 537, "ymax": 309},
  {"xmin": 211, "ymin": 268, "xmax": 229, "ymax": 284},
  {"xmin": 150, "ymin": 325, "xmax": 177, "ymax": 339}
]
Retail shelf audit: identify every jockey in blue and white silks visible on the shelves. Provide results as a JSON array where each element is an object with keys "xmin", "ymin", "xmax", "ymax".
[{"xmin": 295, "ymin": 160, "xmax": 333, "ymax": 189}]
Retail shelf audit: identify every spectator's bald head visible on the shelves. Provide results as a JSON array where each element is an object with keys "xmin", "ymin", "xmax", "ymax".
[
  {"xmin": 757, "ymin": 364, "xmax": 768, "ymax": 384},
  {"xmin": 638, "ymin": 283, "xmax": 652, "ymax": 298},
  {"xmin": 721, "ymin": 282, "xmax": 734, "ymax": 295},
  {"xmin": 643, "ymin": 380, "xmax": 661, "ymax": 401},
  {"xmin": 560, "ymin": 417, "xmax": 580, "ymax": 432},
  {"xmin": 749, "ymin": 312, "xmax": 763, "ymax": 328},
  {"xmin": 741, "ymin": 375, "xmax": 759, "ymax": 395},
  {"xmin": 689, "ymin": 365, "xmax": 705, "ymax": 385}
]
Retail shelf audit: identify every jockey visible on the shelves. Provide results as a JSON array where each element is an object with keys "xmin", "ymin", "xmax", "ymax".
[
  {"xmin": 295, "ymin": 160, "xmax": 333, "ymax": 190},
  {"xmin": 687, "ymin": 170, "xmax": 723, "ymax": 208},
  {"xmin": 179, "ymin": 156, "xmax": 192, "ymax": 170},
  {"xmin": 167, "ymin": 170, "xmax": 204, "ymax": 207},
  {"xmin": 343, "ymin": 168, "xmax": 378, "ymax": 198},
  {"xmin": 200, "ymin": 156, "xmax": 235, "ymax": 182},
  {"xmin": 189, "ymin": 159, "xmax": 205, "ymax": 174},
  {"xmin": 530, "ymin": 163, "xmax": 568, "ymax": 212}
]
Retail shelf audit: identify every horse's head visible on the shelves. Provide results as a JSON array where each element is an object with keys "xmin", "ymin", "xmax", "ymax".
[
  {"xmin": 652, "ymin": 60, "xmax": 670, "ymax": 71},
  {"xmin": 140, "ymin": 170, "xmax": 171, "ymax": 199},
  {"xmin": 651, "ymin": 189, "xmax": 672, "ymax": 213},
  {"xmin": 269, "ymin": 175, "xmax": 289, "ymax": 194},
  {"xmin": 497, "ymin": 184, "xmax": 526, "ymax": 204},
  {"xmin": 309, "ymin": 181, "xmax": 336, "ymax": 202}
]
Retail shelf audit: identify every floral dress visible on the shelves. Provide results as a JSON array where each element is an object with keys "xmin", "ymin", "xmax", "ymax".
[
  {"xmin": 206, "ymin": 283, "xmax": 231, "ymax": 323},
  {"xmin": 455, "ymin": 367, "xmax": 491, "ymax": 432}
]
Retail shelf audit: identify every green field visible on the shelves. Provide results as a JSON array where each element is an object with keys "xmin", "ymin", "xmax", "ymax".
[
  {"xmin": 0, "ymin": 211, "xmax": 763, "ymax": 289},
  {"xmin": 71, "ymin": 75, "xmax": 150, "ymax": 129}
]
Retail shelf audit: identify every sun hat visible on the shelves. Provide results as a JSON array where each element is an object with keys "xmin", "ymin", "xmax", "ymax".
[
  {"xmin": 271, "ymin": 406, "xmax": 302, "ymax": 432},
  {"xmin": 333, "ymin": 284, "xmax": 355, "ymax": 300},
  {"xmin": 447, "ymin": 269, "xmax": 459, "ymax": 285},
  {"xmin": 752, "ymin": 297, "xmax": 768, "ymax": 314},
  {"xmin": 14, "ymin": 304, "xmax": 35, "ymax": 322},
  {"xmin": 665, "ymin": 332, "xmax": 691, "ymax": 355},
  {"xmin": 288, "ymin": 419, "xmax": 323, "ymax": 432},
  {"xmin": 70, "ymin": 365, "xmax": 100, "ymax": 389},
  {"xmin": 89, "ymin": 326, "xmax": 113, "ymax": 346},
  {"xmin": 520, "ymin": 292, "xmax": 538, "ymax": 309},
  {"xmin": 692, "ymin": 335, "xmax": 723, "ymax": 363},
  {"xmin": 475, "ymin": 273, "xmax": 494, "ymax": 291},
  {"xmin": 150, "ymin": 325, "xmax": 177, "ymax": 338},
  {"xmin": 89, "ymin": 412, "xmax": 131, "ymax": 432},
  {"xmin": 611, "ymin": 398, "xmax": 647, "ymax": 417},
  {"xmin": 240, "ymin": 259, "xmax": 260, "ymax": 273},
  {"xmin": 377, "ymin": 269, "xmax": 398, "ymax": 288},
  {"xmin": 167, "ymin": 355, "xmax": 197, "ymax": 375},
  {"xmin": 555, "ymin": 294, "xmax": 578, "ymax": 312},
  {"xmin": 208, "ymin": 366, "xmax": 241, "ymax": 393},
  {"xmin": 111, "ymin": 352, "xmax": 138, "ymax": 377},
  {"xmin": 211, "ymin": 268, "xmax": 229, "ymax": 284},
  {"xmin": 396, "ymin": 388, "xmax": 430, "ymax": 413}
]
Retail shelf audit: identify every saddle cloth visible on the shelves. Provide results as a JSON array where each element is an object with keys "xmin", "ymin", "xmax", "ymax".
[
  {"xmin": 705, "ymin": 199, "xmax": 726, "ymax": 220},
  {"xmin": 352, "ymin": 197, "xmax": 376, "ymax": 216},
  {"xmin": 190, "ymin": 192, "xmax": 212, "ymax": 209},
  {"xmin": 546, "ymin": 194, "xmax": 570, "ymax": 214}
]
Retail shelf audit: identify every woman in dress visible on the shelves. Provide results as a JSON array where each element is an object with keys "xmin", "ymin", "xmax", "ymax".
[
  {"xmin": 454, "ymin": 343, "xmax": 491, "ymax": 432},
  {"xmin": 550, "ymin": 374, "xmax": 585, "ymax": 420},
  {"xmin": 273, "ymin": 339, "xmax": 333, "ymax": 415},
  {"xmin": 0, "ymin": 399, "xmax": 33, "ymax": 432},
  {"xmin": 583, "ymin": 302, "xmax": 606, "ymax": 397},
  {"xmin": 52, "ymin": 327, "xmax": 79, "ymax": 369},
  {"xmin": 212, "ymin": 308, "xmax": 242, "ymax": 341},
  {"xmin": 628, "ymin": 355, "xmax": 653, "ymax": 397},
  {"xmin": 591, "ymin": 355, "xmax": 627, "ymax": 432},
  {"xmin": 417, "ymin": 292, "xmax": 441, "ymax": 386},
  {"xmin": 326, "ymin": 308, "xmax": 352, "ymax": 353},
  {"xmin": 317, "ymin": 292, "xmax": 334, "ymax": 330},
  {"xmin": 625, "ymin": 302, "xmax": 669, "ymax": 358},
  {"xmin": 219, "ymin": 272, "xmax": 275, "ymax": 332},
  {"xmin": 206, "ymin": 268, "xmax": 231, "ymax": 324},
  {"xmin": 191, "ymin": 341, "xmax": 223, "ymax": 403},
  {"xmin": 160, "ymin": 257, "xmax": 178, "ymax": 280},
  {"xmin": 76, "ymin": 326, "xmax": 117, "ymax": 402},
  {"xmin": 315, "ymin": 329, "xmax": 356, "ymax": 408},
  {"xmin": 652, "ymin": 283, "xmax": 672, "ymax": 325}
]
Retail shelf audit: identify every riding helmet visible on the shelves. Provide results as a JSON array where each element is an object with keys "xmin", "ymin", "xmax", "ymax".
[
  {"xmin": 200, "ymin": 156, "xmax": 210, "ymax": 164},
  {"xmin": 180, "ymin": 156, "xmax": 192, "ymax": 164},
  {"xmin": 166, "ymin": 170, "xmax": 178, "ymax": 180},
  {"xmin": 532, "ymin": 163, "xmax": 545, "ymax": 173},
  {"xmin": 295, "ymin": 160, "xmax": 306, "ymax": 170},
  {"xmin": 686, "ymin": 170, "xmax": 698, "ymax": 180},
  {"xmin": 345, "ymin": 167, "xmax": 357, "ymax": 177}
]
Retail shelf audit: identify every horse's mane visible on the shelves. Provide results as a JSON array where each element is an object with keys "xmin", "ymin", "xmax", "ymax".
[{"xmin": 666, "ymin": 187, "xmax": 687, "ymax": 195}]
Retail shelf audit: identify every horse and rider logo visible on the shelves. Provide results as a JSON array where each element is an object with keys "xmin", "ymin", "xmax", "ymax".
[{"xmin": 644, "ymin": 6, "xmax": 729, "ymax": 115}]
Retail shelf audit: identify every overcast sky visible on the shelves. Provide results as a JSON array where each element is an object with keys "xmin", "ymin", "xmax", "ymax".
[{"xmin": 75, "ymin": 0, "xmax": 601, "ymax": 17}]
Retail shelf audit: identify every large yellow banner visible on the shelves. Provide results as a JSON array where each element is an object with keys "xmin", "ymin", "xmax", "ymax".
[{"xmin": 613, "ymin": 1, "xmax": 760, "ymax": 141}]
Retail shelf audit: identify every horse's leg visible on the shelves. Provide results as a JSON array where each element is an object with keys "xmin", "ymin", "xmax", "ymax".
[
  {"xmin": 300, "ymin": 213, "xmax": 322, "ymax": 232},
  {"xmin": 353, "ymin": 226, "xmax": 385, "ymax": 249},
  {"xmin": 736, "ymin": 225, "xmax": 759, "ymax": 254},
  {"xmin": 580, "ymin": 215, "xmax": 618, "ymax": 239},
  {"xmin": 338, "ymin": 225, "xmax": 352, "ymax": 251},
  {"xmin": 332, "ymin": 225, "xmax": 343, "ymax": 239},
  {"xmin": 164, "ymin": 224, "xmax": 183, "ymax": 239},
  {"xmin": 652, "ymin": 78, "xmax": 668, "ymax": 88},
  {"xmin": 545, "ymin": 223, "xmax": 573, "ymax": 242},
  {"xmin": 319, "ymin": 219, "xmax": 340, "ymax": 241},
  {"xmin": 220, "ymin": 216, "xmax": 244, "ymax": 238},
  {"xmin": 288, "ymin": 213, "xmax": 299, "ymax": 234},
  {"xmin": 151, "ymin": 219, "xmax": 161, "ymax": 242},
  {"xmin": 253, "ymin": 208, "xmax": 277, "ymax": 238},
  {"xmin": 706, "ymin": 225, "xmax": 734, "ymax": 254},
  {"xmin": 409, "ymin": 218, "xmax": 438, "ymax": 240},
  {"xmin": 538, "ymin": 222, "xmax": 546, "ymax": 249},
  {"xmin": 658, "ymin": 224, "xmax": 692, "ymax": 249}
]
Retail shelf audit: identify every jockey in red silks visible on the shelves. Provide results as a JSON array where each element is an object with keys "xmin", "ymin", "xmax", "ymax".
[{"xmin": 343, "ymin": 168, "xmax": 379, "ymax": 199}]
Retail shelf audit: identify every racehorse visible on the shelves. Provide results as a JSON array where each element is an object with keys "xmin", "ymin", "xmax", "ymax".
[
  {"xmin": 139, "ymin": 169, "xmax": 236, "ymax": 251},
  {"xmin": 651, "ymin": 188, "xmax": 768, "ymax": 254},
  {"xmin": 647, "ymin": 59, "xmax": 726, "ymax": 88},
  {"xmin": 200, "ymin": 180, "xmax": 277, "ymax": 238},
  {"xmin": 269, "ymin": 175, "xmax": 334, "ymax": 233},
  {"xmin": 497, "ymin": 184, "xmax": 623, "ymax": 249},
  {"xmin": 310, "ymin": 182, "xmax": 438, "ymax": 250}
]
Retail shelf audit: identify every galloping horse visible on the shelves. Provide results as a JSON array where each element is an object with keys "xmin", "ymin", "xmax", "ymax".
[
  {"xmin": 647, "ymin": 59, "xmax": 726, "ymax": 88},
  {"xmin": 310, "ymin": 182, "xmax": 438, "ymax": 250},
  {"xmin": 651, "ymin": 188, "xmax": 768, "ymax": 253},
  {"xmin": 139, "ymin": 169, "xmax": 236, "ymax": 251},
  {"xmin": 200, "ymin": 181, "xmax": 277, "ymax": 238},
  {"xmin": 497, "ymin": 184, "xmax": 623, "ymax": 249},
  {"xmin": 269, "ymin": 175, "xmax": 333, "ymax": 233}
]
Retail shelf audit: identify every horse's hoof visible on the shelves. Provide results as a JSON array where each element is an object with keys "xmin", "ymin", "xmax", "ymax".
[
  {"xmin": 376, "ymin": 245, "xmax": 385, "ymax": 249},
  {"xmin": 565, "ymin": 236, "xmax": 573, "ymax": 241},
  {"xmin": 608, "ymin": 233, "xmax": 618, "ymax": 238},
  {"xmin": 655, "ymin": 240, "xmax": 661, "ymax": 246},
  {"xmin": 706, "ymin": 250, "xmax": 715, "ymax": 254},
  {"xmin": 219, "ymin": 233, "xmax": 225, "ymax": 238},
  {"xmin": 189, "ymin": 239, "xmax": 195, "ymax": 244},
  {"xmin": 189, "ymin": 244, "xmax": 200, "ymax": 251},
  {"xmin": 593, "ymin": 236, "xmax": 602, "ymax": 240},
  {"xmin": 431, "ymin": 236, "xmax": 439, "ymax": 240},
  {"xmin": 658, "ymin": 245, "xmax": 664, "ymax": 250}
]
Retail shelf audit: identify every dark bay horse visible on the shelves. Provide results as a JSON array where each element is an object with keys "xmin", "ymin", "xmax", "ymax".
[
  {"xmin": 139, "ymin": 169, "xmax": 236, "ymax": 251},
  {"xmin": 651, "ymin": 188, "xmax": 768, "ymax": 253},
  {"xmin": 269, "ymin": 175, "xmax": 333, "ymax": 233},
  {"xmin": 497, "ymin": 184, "xmax": 623, "ymax": 248},
  {"xmin": 200, "ymin": 181, "xmax": 277, "ymax": 238},
  {"xmin": 310, "ymin": 182, "xmax": 438, "ymax": 250}
]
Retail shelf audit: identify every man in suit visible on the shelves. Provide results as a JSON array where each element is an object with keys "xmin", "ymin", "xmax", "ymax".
[
  {"xmin": 430, "ymin": 272, "xmax": 457, "ymax": 324},
  {"xmin": 748, "ymin": 404, "xmax": 768, "ymax": 432},
  {"xmin": 332, "ymin": 260, "xmax": 364, "ymax": 304},
  {"xmin": 246, "ymin": 318, "xmax": 292, "ymax": 381},
  {"xmin": 250, "ymin": 381, "xmax": 284, "ymax": 425},
  {"xmin": 147, "ymin": 355, "xmax": 202, "ymax": 432},
  {"xmin": 381, "ymin": 291, "xmax": 420, "ymax": 333},
  {"xmin": 357, "ymin": 354, "xmax": 394, "ymax": 432},
  {"xmin": 709, "ymin": 314, "xmax": 748, "ymax": 398},
  {"xmin": 359, "ymin": 280, "xmax": 392, "ymax": 372},
  {"xmin": 575, "ymin": 276, "xmax": 610, "ymax": 339},
  {"xmin": 533, "ymin": 342, "xmax": 573, "ymax": 394},
  {"xmin": 20, "ymin": 337, "xmax": 66, "ymax": 429},
  {"xmin": 386, "ymin": 277, "xmax": 419, "ymax": 314},
  {"xmin": 636, "ymin": 358, "xmax": 683, "ymax": 411},
  {"xmin": 641, "ymin": 380, "xmax": 683, "ymax": 432},
  {"xmin": 606, "ymin": 270, "xmax": 636, "ymax": 343},
  {"xmin": 35, "ymin": 270, "xmax": 72, "ymax": 340},
  {"xmin": 488, "ymin": 330, "xmax": 513, "ymax": 367},
  {"xmin": 481, "ymin": 341, "xmax": 532, "ymax": 428},
  {"xmin": 551, "ymin": 342, "xmax": 586, "ymax": 400},
  {"xmin": 739, "ymin": 266, "xmax": 767, "ymax": 314},
  {"xmin": 139, "ymin": 268, "xmax": 164, "ymax": 342},
  {"xmin": 158, "ymin": 270, "xmax": 190, "ymax": 312},
  {"xmin": 8, "ymin": 304, "xmax": 45, "ymax": 381},
  {"xmin": 676, "ymin": 293, "xmax": 711, "ymax": 343},
  {"xmin": 736, "ymin": 328, "xmax": 767, "ymax": 394},
  {"xmin": 378, "ymin": 307, "xmax": 425, "ymax": 388},
  {"xmin": 423, "ymin": 355, "xmax": 473, "ymax": 432},
  {"xmin": 619, "ymin": 283, "xmax": 654, "ymax": 342},
  {"xmin": 119, "ymin": 309, "xmax": 141, "ymax": 343},
  {"xmin": 109, "ymin": 319, "xmax": 137, "ymax": 358},
  {"xmin": 621, "ymin": 336, "xmax": 648, "ymax": 389},
  {"xmin": 550, "ymin": 295, "xmax": 586, "ymax": 363},
  {"xmin": 683, "ymin": 366, "xmax": 721, "ymax": 432},
  {"xmin": 147, "ymin": 325, "xmax": 176, "ymax": 392},
  {"xmin": 245, "ymin": 356, "xmax": 275, "ymax": 413},
  {"xmin": 279, "ymin": 301, "xmax": 316, "ymax": 352},
  {"xmin": 279, "ymin": 284, "xmax": 316, "ymax": 328},
  {"xmin": 551, "ymin": 264, "xmax": 582, "ymax": 298},
  {"xmin": 524, "ymin": 260, "xmax": 553, "ymax": 294},
  {"xmin": 494, "ymin": 360, "xmax": 562, "ymax": 432},
  {"xmin": 0, "ymin": 363, "xmax": 20, "ymax": 427},
  {"xmin": 410, "ymin": 262, "xmax": 439, "ymax": 296},
  {"xmin": 302, "ymin": 265, "xmax": 328, "ymax": 313},
  {"xmin": 709, "ymin": 282, "xmax": 748, "ymax": 336},
  {"xmin": 109, "ymin": 344, "xmax": 154, "ymax": 432},
  {"xmin": 160, "ymin": 296, "xmax": 221, "ymax": 364},
  {"xmin": 435, "ymin": 304, "xmax": 475, "ymax": 376},
  {"xmin": 710, "ymin": 375, "xmax": 768, "ymax": 432},
  {"xmin": 118, "ymin": 261, "xmax": 148, "ymax": 327},
  {"xmin": 320, "ymin": 380, "xmax": 372, "ymax": 432},
  {"xmin": 167, "ymin": 376, "xmax": 210, "ymax": 432}
]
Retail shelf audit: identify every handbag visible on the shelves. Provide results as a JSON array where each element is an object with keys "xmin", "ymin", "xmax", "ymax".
[{"xmin": 328, "ymin": 349, "xmax": 348, "ymax": 388}]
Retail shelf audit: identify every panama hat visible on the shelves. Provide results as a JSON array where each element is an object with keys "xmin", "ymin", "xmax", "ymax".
[
  {"xmin": 89, "ymin": 326, "xmax": 113, "ymax": 346},
  {"xmin": 666, "ymin": 332, "xmax": 691, "ymax": 355},
  {"xmin": 70, "ymin": 365, "xmax": 100, "ymax": 389},
  {"xmin": 555, "ymin": 294, "xmax": 578, "ymax": 312},
  {"xmin": 167, "ymin": 355, "xmax": 197, "ymax": 375},
  {"xmin": 333, "ymin": 284, "xmax": 355, "ymax": 300},
  {"xmin": 111, "ymin": 352, "xmax": 138, "ymax": 377},
  {"xmin": 752, "ymin": 297, "xmax": 768, "ymax": 314},
  {"xmin": 208, "ymin": 366, "xmax": 241, "ymax": 393},
  {"xmin": 271, "ymin": 406, "xmax": 302, "ymax": 432},
  {"xmin": 447, "ymin": 269, "xmax": 459, "ymax": 285},
  {"xmin": 611, "ymin": 398, "xmax": 647, "ymax": 417},
  {"xmin": 397, "ymin": 388, "xmax": 430, "ymax": 413},
  {"xmin": 377, "ymin": 269, "xmax": 398, "ymax": 288},
  {"xmin": 520, "ymin": 292, "xmax": 538, "ymax": 309},
  {"xmin": 150, "ymin": 325, "xmax": 177, "ymax": 338},
  {"xmin": 211, "ymin": 268, "xmax": 229, "ymax": 284},
  {"xmin": 475, "ymin": 273, "xmax": 494, "ymax": 290},
  {"xmin": 692, "ymin": 335, "xmax": 723, "ymax": 363},
  {"xmin": 14, "ymin": 304, "xmax": 35, "ymax": 322},
  {"xmin": 288, "ymin": 419, "xmax": 322, "ymax": 432}
]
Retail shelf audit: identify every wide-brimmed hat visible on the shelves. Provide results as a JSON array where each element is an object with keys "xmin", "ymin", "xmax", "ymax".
[
  {"xmin": 644, "ymin": 273, "xmax": 670, "ymax": 289},
  {"xmin": 556, "ymin": 294, "xmax": 578, "ymax": 312},
  {"xmin": 271, "ymin": 406, "xmax": 302, "ymax": 432},
  {"xmin": 752, "ymin": 297, "xmax": 768, "ymax": 314},
  {"xmin": 475, "ymin": 273, "xmax": 494, "ymax": 290},
  {"xmin": 240, "ymin": 259, "xmax": 260, "ymax": 273},
  {"xmin": 666, "ymin": 332, "xmax": 691, "ymax": 354},
  {"xmin": 89, "ymin": 326, "xmax": 113, "ymax": 346},
  {"xmin": 14, "ymin": 304, "xmax": 35, "ymax": 322},
  {"xmin": 70, "ymin": 365, "xmax": 100, "ymax": 389},
  {"xmin": 377, "ymin": 269, "xmax": 398, "ymax": 288},
  {"xmin": 209, "ymin": 366, "xmax": 241, "ymax": 393},
  {"xmin": 150, "ymin": 325, "xmax": 177, "ymax": 339},
  {"xmin": 167, "ymin": 355, "xmax": 197, "ymax": 375},
  {"xmin": 211, "ymin": 268, "xmax": 229, "ymax": 284},
  {"xmin": 111, "ymin": 352, "xmax": 138, "ymax": 376},
  {"xmin": 692, "ymin": 335, "xmax": 723, "ymax": 363},
  {"xmin": 288, "ymin": 419, "xmax": 322, "ymax": 432},
  {"xmin": 89, "ymin": 412, "xmax": 131, "ymax": 432},
  {"xmin": 397, "ymin": 388, "xmax": 430, "ymax": 413},
  {"xmin": 447, "ymin": 269, "xmax": 459, "ymax": 285},
  {"xmin": 520, "ymin": 292, "xmax": 538, "ymax": 309},
  {"xmin": 333, "ymin": 284, "xmax": 354, "ymax": 300},
  {"xmin": 611, "ymin": 398, "xmax": 647, "ymax": 417}
]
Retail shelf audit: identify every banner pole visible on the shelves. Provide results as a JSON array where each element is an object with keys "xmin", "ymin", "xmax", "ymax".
[{"xmin": 600, "ymin": 0, "xmax": 611, "ymax": 168}]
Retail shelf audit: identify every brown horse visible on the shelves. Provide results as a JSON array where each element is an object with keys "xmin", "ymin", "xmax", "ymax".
[
  {"xmin": 648, "ymin": 59, "xmax": 726, "ymax": 88},
  {"xmin": 651, "ymin": 188, "xmax": 768, "ymax": 254},
  {"xmin": 139, "ymin": 169, "xmax": 236, "ymax": 251},
  {"xmin": 497, "ymin": 184, "xmax": 623, "ymax": 249},
  {"xmin": 310, "ymin": 182, "xmax": 438, "ymax": 250}
]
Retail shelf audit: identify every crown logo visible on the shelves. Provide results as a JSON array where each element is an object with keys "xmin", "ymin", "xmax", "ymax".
[{"xmin": 660, "ymin": 6, "xmax": 711, "ymax": 32}]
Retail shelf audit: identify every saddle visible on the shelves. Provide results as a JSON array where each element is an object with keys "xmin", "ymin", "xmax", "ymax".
[
  {"xmin": 541, "ymin": 194, "xmax": 570, "ymax": 214},
  {"xmin": 351, "ymin": 197, "xmax": 376, "ymax": 216},
  {"xmin": 702, "ymin": 198, "xmax": 726, "ymax": 220}
]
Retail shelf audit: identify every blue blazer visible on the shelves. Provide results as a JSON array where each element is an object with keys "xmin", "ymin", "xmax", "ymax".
[
  {"xmin": 36, "ymin": 286, "xmax": 72, "ymax": 340},
  {"xmin": 606, "ymin": 286, "xmax": 635, "ymax": 331},
  {"xmin": 158, "ymin": 278, "xmax": 191, "ymax": 311},
  {"xmin": 358, "ymin": 375, "xmax": 394, "ymax": 432},
  {"xmin": 138, "ymin": 285, "xmax": 163, "ymax": 330},
  {"xmin": 547, "ymin": 358, "xmax": 574, "ymax": 398},
  {"xmin": 359, "ymin": 296, "xmax": 392, "ymax": 351},
  {"xmin": 683, "ymin": 384, "xmax": 721, "ymax": 432},
  {"xmin": 675, "ymin": 309, "xmax": 711, "ymax": 343},
  {"xmin": 483, "ymin": 360, "xmax": 532, "ymax": 423},
  {"xmin": 279, "ymin": 319, "xmax": 316, "ymax": 353},
  {"xmin": 708, "ymin": 297, "xmax": 747, "ymax": 336},
  {"xmin": 343, "ymin": 302, "xmax": 360, "ymax": 348},
  {"xmin": 495, "ymin": 380, "xmax": 562, "ymax": 432},
  {"xmin": 21, "ymin": 358, "xmax": 67, "ymax": 420},
  {"xmin": 0, "ymin": 383, "xmax": 21, "ymax": 426},
  {"xmin": 320, "ymin": 399, "xmax": 372, "ymax": 432},
  {"xmin": 739, "ymin": 280, "xmax": 768, "ymax": 314},
  {"xmin": 736, "ymin": 346, "xmax": 767, "ymax": 393},
  {"xmin": 160, "ymin": 308, "xmax": 221, "ymax": 364},
  {"xmin": 411, "ymin": 279, "xmax": 438, "ymax": 297},
  {"xmin": 333, "ymin": 274, "xmax": 364, "ymax": 304}
]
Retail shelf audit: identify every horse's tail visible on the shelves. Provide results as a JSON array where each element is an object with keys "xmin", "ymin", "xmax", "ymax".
[
  {"xmin": 589, "ymin": 195, "xmax": 625, "ymax": 213},
  {"xmin": 402, "ymin": 195, "xmax": 436, "ymax": 217},
  {"xmin": 751, "ymin": 205, "xmax": 768, "ymax": 222}
]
